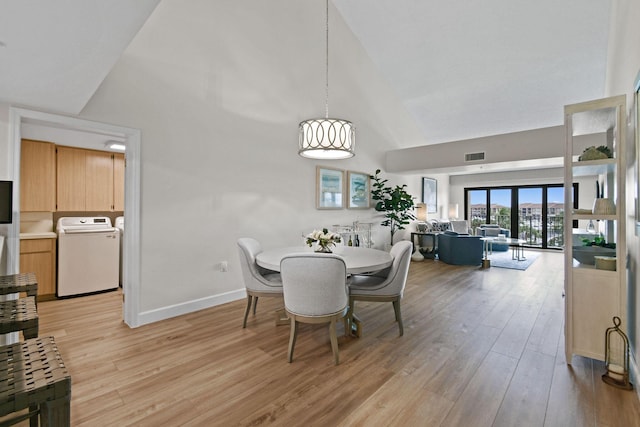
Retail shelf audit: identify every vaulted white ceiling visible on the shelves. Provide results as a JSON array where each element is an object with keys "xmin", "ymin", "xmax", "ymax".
[
  {"xmin": 333, "ymin": 0, "xmax": 612, "ymax": 145},
  {"xmin": 0, "ymin": 0, "xmax": 159, "ymax": 114},
  {"xmin": 0, "ymin": 0, "xmax": 612, "ymax": 148}
]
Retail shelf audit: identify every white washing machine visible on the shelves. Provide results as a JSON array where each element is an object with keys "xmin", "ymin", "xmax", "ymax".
[
  {"xmin": 56, "ymin": 217, "xmax": 120, "ymax": 297},
  {"xmin": 115, "ymin": 216, "xmax": 124, "ymax": 286}
]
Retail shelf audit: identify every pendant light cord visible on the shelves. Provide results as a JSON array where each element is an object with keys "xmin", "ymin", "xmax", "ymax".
[{"xmin": 325, "ymin": 0, "xmax": 329, "ymax": 119}]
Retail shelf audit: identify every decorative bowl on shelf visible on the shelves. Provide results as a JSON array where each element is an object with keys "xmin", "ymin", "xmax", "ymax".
[
  {"xmin": 572, "ymin": 245, "xmax": 616, "ymax": 265},
  {"xmin": 594, "ymin": 256, "xmax": 616, "ymax": 271},
  {"xmin": 578, "ymin": 146, "xmax": 612, "ymax": 161}
]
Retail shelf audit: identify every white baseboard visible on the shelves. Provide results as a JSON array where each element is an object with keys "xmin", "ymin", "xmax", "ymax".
[{"xmin": 136, "ymin": 288, "xmax": 246, "ymax": 327}]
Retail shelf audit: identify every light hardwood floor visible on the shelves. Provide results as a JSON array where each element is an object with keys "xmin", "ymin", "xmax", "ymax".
[{"xmin": 28, "ymin": 251, "xmax": 640, "ymax": 426}]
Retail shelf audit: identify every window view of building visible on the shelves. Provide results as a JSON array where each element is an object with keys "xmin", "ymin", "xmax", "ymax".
[{"xmin": 465, "ymin": 184, "xmax": 570, "ymax": 249}]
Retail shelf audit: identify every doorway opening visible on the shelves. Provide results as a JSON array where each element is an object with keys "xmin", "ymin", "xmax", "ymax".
[{"xmin": 9, "ymin": 107, "xmax": 142, "ymax": 327}]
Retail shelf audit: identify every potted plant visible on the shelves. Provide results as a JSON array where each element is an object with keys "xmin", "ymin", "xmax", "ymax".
[
  {"xmin": 370, "ymin": 169, "xmax": 416, "ymax": 246},
  {"xmin": 581, "ymin": 235, "xmax": 616, "ymax": 249}
]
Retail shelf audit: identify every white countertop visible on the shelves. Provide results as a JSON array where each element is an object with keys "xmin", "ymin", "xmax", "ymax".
[{"xmin": 20, "ymin": 232, "xmax": 57, "ymax": 240}]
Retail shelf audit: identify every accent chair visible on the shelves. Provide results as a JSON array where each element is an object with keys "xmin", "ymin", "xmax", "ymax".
[
  {"xmin": 348, "ymin": 241, "xmax": 412, "ymax": 336},
  {"xmin": 280, "ymin": 253, "xmax": 349, "ymax": 365},
  {"xmin": 437, "ymin": 231, "xmax": 484, "ymax": 265},
  {"xmin": 237, "ymin": 238, "xmax": 283, "ymax": 328}
]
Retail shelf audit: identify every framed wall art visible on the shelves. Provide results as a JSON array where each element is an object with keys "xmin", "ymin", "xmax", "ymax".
[
  {"xmin": 347, "ymin": 171, "xmax": 370, "ymax": 209},
  {"xmin": 422, "ymin": 177, "xmax": 437, "ymax": 213},
  {"xmin": 316, "ymin": 166, "xmax": 344, "ymax": 209}
]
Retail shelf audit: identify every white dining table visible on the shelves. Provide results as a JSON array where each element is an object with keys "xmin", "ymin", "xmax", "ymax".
[{"xmin": 256, "ymin": 246, "xmax": 393, "ymax": 274}]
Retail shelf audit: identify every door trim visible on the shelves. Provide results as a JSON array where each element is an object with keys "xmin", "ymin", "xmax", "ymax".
[{"xmin": 9, "ymin": 107, "xmax": 142, "ymax": 327}]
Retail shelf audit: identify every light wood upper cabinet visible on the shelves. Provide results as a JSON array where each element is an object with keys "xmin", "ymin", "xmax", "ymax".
[
  {"xmin": 113, "ymin": 153, "xmax": 125, "ymax": 212},
  {"xmin": 86, "ymin": 150, "xmax": 114, "ymax": 211},
  {"xmin": 56, "ymin": 146, "xmax": 124, "ymax": 212},
  {"xmin": 56, "ymin": 146, "xmax": 87, "ymax": 211},
  {"xmin": 20, "ymin": 139, "xmax": 56, "ymax": 212}
]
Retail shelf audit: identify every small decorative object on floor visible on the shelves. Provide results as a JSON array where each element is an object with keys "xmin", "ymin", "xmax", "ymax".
[
  {"xmin": 411, "ymin": 248, "xmax": 424, "ymax": 262},
  {"xmin": 602, "ymin": 316, "xmax": 633, "ymax": 390},
  {"xmin": 306, "ymin": 228, "xmax": 341, "ymax": 253}
]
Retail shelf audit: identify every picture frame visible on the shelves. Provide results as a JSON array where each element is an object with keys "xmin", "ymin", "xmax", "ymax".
[
  {"xmin": 316, "ymin": 166, "xmax": 344, "ymax": 209},
  {"xmin": 347, "ymin": 171, "xmax": 370, "ymax": 209},
  {"xmin": 422, "ymin": 177, "xmax": 437, "ymax": 213}
]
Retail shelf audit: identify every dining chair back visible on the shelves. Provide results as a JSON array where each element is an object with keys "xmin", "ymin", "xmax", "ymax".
[
  {"xmin": 348, "ymin": 240, "xmax": 412, "ymax": 336},
  {"xmin": 237, "ymin": 238, "xmax": 282, "ymax": 328},
  {"xmin": 280, "ymin": 253, "xmax": 349, "ymax": 365}
]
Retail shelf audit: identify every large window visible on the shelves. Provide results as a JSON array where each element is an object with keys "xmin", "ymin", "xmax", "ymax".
[{"xmin": 465, "ymin": 183, "xmax": 575, "ymax": 249}]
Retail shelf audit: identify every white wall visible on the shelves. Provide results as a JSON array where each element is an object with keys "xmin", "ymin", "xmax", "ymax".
[
  {"xmin": 604, "ymin": 0, "xmax": 640, "ymax": 387},
  {"xmin": 386, "ymin": 125, "xmax": 566, "ymax": 175},
  {"xmin": 70, "ymin": 0, "xmax": 425, "ymax": 318}
]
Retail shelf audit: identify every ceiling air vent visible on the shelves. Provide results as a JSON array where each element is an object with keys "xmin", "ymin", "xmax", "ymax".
[{"xmin": 465, "ymin": 152, "xmax": 485, "ymax": 162}]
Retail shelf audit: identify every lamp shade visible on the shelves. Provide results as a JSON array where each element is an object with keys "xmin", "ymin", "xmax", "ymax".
[
  {"xmin": 416, "ymin": 203, "xmax": 427, "ymax": 222},
  {"xmin": 299, "ymin": 118, "xmax": 355, "ymax": 159},
  {"xmin": 449, "ymin": 203, "xmax": 459, "ymax": 219}
]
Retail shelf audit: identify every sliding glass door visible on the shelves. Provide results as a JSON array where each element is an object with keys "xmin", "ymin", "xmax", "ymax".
[
  {"xmin": 518, "ymin": 187, "xmax": 543, "ymax": 246},
  {"xmin": 468, "ymin": 189, "xmax": 487, "ymax": 231},
  {"xmin": 546, "ymin": 187, "xmax": 564, "ymax": 248},
  {"xmin": 491, "ymin": 188, "xmax": 512, "ymax": 235}
]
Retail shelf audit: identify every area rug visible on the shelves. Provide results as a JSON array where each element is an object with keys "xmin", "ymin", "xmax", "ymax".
[{"xmin": 489, "ymin": 250, "xmax": 540, "ymax": 271}]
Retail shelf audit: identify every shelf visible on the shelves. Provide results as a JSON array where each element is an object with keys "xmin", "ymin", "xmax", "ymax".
[
  {"xmin": 571, "ymin": 159, "xmax": 616, "ymax": 176},
  {"xmin": 571, "ymin": 214, "xmax": 617, "ymax": 221},
  {"xmin": 564, "ymin": 94, "xmax": 626, "ymax": 364},
  {"xmin": 571, "ymin": 262, "xmax": 617, "ymax": 274}
]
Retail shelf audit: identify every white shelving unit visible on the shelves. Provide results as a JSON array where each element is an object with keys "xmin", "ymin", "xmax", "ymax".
[{"xmin": 563, "ymin": 95, "xmax": 627, "ymax": 364}]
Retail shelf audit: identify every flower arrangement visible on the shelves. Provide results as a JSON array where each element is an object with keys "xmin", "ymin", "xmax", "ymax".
[{"xmin": 306, "ymin": 228, "xmax": 341, "ymax": 253}]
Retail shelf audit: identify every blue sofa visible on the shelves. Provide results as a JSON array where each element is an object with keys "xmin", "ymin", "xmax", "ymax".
[
  {"xmin": 437, "ymin": 231, "xmax": 483, "ymax": 266},
  {"xmin": 477, "ymin": 225, "xmax": 510, "ymax": 251}
]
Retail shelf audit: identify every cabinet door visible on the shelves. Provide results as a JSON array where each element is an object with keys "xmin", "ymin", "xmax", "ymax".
[
  {"xmin": 20, "ymin": 239, "xmax": 56, "ymax": 298},
  {"xmin": 113, "ymin": 153, "xmax": 125, "ymax": 211},
  {"xmin": 86, "ymin": 150, "xmax": 114, "ymax": 211},
  {"xmin": 20, "ymin": 139, "xmax": 56, "ymax": 211},
  {"xmin": 56, "ymin": 146, "xmax": 86, "ymax": 211}
]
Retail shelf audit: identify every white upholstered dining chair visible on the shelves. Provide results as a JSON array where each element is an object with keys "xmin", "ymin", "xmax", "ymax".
[
  {"xmin": 237, "ymin": 238, "xmax": 283, "ymax": 328},
  {"xmin": 280, "ymin": 253, "xmax": 349, "ymax": 365},
  {"xmin": 348, "ymin": 240, "xmax": 412, "ymax": 336}
]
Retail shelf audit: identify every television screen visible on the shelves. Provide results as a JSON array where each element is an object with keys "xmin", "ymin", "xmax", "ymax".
[{"xmin": 0, "ymin": 181, "xmax": 13, "ymax": 224}]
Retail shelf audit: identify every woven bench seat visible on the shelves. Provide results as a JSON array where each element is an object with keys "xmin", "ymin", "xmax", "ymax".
[
  {"xmin": 0, "ymin": 273, "xmax": 38, "ymax": 298},
  {"xmin": 0, "ymin": 337, "xmax": 71, "ymax": 427},
  {"xmin": 0, "ymin": 273, "xmax": 37, "ymax": 305},
  {"xmin": 0, "ymin": 297, "xmax": 38, "ymax": 340}
]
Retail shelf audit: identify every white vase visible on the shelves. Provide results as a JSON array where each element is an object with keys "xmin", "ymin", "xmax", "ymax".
[{"xmin": 411, "ymin": 248, "xmax": 424, "ymax": 262}]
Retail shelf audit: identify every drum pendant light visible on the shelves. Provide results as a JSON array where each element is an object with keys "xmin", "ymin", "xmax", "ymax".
[{"xmin": 299, "ymin": 0, "xmax": 355, "ymax": 159}]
